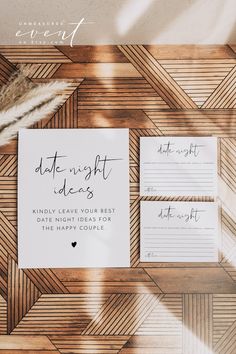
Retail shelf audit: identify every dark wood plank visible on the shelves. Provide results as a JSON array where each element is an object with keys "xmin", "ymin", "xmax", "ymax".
[
  {"xmin": 146, "ymin": 268, "xmax": 236, "ymax": 293},
  {"xmin": 76, "ymin": 109, "xmax": 156, "ymax": 128},
  {"xmin": 52, "ymin": 63, "xmax": 141, "ymax": 78},
  {"xmin": 145, "ymin": 45, "xmax": 236, "ymax": 59},
  {"xmin": 57, "ymin": 45, "xmax": 129, "ymax": 62}
]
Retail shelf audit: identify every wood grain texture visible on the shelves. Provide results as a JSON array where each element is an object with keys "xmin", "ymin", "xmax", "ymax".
[
  {"xmin": 12, "ymin": 294, "xmax": 109, "ymax": 335},
  {"xmin": 145, "ymin": 268, "xmax": 236, "ymax": 293},
  {"xmin": 0, "ymin": 295, "xmax": 7, "ymax": 334},
  {"xmin": 52, "ymin": 268, "xmax": 161, "ymax": 294},
  {"xmin": 144, "ymin": 45, "xmax": 236, "ymax": 60},
  {"xmin": 76, "ymin": 109, "xmax": 156, "ymax": 128},
  {"xmin": 0, "ymin": 54, "xmax": 15, "ymax": 86},
  {"xmin": 220, "ymin": 138, "xmax": 236, "ymax": 192},
  {"xmin": 183, "ymin": 294, "xmax": 213, "ymax": 354},
  {"xmin": 83, "ymin": 294, "xmax": 162, "ymax": 335},
  {"xmin": 202, "ymin": 65, "xmax": 236, "ymax": 108},
  {"xmin": 17, "ymin": 63, "xmax": 62, "ymax": 79},
  {"xmin": 213, "ymin": 295, "xmax": 236, "ymax": 347},
  {"xmin": 118, "ymin": 45, "xmax": 197, "ymax": 109},
  {"xmin": 77, "ymin": 78, "xmax": 168, "ymax": 110},
  {"xmin": 57, "ymin": 45, "xmax": 129, "ymax": 63},
  {"xmin": 135, "ymin": 294, "xmax": 182, "ymax": 336},
  {"xmin": 50, "ymin": 335, "xmax": 130, "ymax": 354},
  {"xmin": 0, "ymin": 335, "xmax": 59, "ymax": 353},
  {"xmin": 159, "ymin": 59, "xmax": 236, "ymax": 107},
  {"xmin": 52, "ymin": 63, "xmax": 141, "ymax": 78},
  {"xmin": 0, "ymin": 45, "xmax": 236, "ymax": 353},
  {"xmin": 122, "ymin": 335, "xmax": 182, "ymax": 354},
  {"xmin": 0, "ymin": 46, "xmax": 71, "ymax": 63},
  {"xmin": 145, "ymin": 110, "xmax": 236, "ymax": 136},
  {"xmin": 8, "ymin": 257, "xmax": 41, "ymax": 333}
]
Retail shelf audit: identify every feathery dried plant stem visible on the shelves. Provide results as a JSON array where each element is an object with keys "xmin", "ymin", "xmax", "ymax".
[
  {"xmin": 0, "ymin": 71, "xmax": 70, "ymax": 147},
  {"xmin": 0, "ymin": 71, "xmax": 35, "ymax": 110},
  {"xmin": 0, "ymin": 81, "xmax": 69, "ymax": 128},
  {"xmin": 0, "ymin": 95, "xmax": 66, "ymax": 147}
]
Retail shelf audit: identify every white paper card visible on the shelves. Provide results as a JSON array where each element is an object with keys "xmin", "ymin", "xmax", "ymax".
[
  {"xmin": 18, "ymin": 129, "xmax": 130, "ymax": 268},
  {"xmin": 140, "ymin": 137, "xmax": 217, "ymax": 196},
  {"xmin": 140, "ymin": 201, "xmax": 218, "ymax": 262}
]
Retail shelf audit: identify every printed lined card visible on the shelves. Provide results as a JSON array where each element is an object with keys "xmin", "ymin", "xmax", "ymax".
[
  {"xmin": 140, "ymin": 137, "xmax": 217, "ymax": 196},
  {"xmin": 18, "ymin": 129, "xmax": 130, "ymax": 268},
  {"xmin": 140, "ymin": 201, "xmax": 218, "ymax": 262}
]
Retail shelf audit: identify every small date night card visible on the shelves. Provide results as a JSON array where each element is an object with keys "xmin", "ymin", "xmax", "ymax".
[{"xmin": 140, "ymin": 136, "xmax": 217, "ymax": 197}]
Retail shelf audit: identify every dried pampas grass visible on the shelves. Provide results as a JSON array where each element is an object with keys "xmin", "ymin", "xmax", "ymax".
[
  {"xmin": 0, "ymin": 72, "xmax": 70, "ymax": 147},
  {"xmin": 0, "ymin": 72, "xmax": 35, "ymax": 111},
  {"xmin": 0, "ymin": 96, "xmax": 65, "ymax": 147}
]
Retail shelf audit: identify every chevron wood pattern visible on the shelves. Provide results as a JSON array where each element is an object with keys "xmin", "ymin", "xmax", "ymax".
[
  {"xmin": 214, "ymin": 321, "xmax": 236, "ymax": 354},
  {"xmin": 0, "ymin": 45, "xmax": 236, "ymax": 353},
  {"xmin": 7, "ymin": 257, "xmax": 41, "ymax": 333},
  {"xmin": 0, "ymin": 155, "xmax": 17, "ymax": 176},
  {"xmin": 136, "ymin": 294, "xmax": 182, "ymax": 336},
  {"xmin": 213, "ymin": 295, "xmax": 236, "ymax": 347},
  {"xmin": 145, "ymin": 110, "xmax": 236, "ymax": 137},
  {"xmin": 13, "ymin": 294, "xmax": 109, "ymax": 335},
  {"xmin": 52, "ymin": 268, "xmax": 161, "ymax": 294},
  {"xmin": 0, "ymin": 335, "xmax": 60, "ymax": 353},
  {"xmin": 120, "ymin": 336, "xmax": 182, "ymax": 354},
  {"xmin": 220, "ymin": 138, "xmax": 236, "ymax": 192},
  {"xmin": 220, "ymin": 207, "xmax": 236, "ymax": 285},
  {"xmin": 17, "ymin": 63, "xmax": 62, "ymax": 78},
  {"xmin": 202, "ymin": 65, "xmax": 236, "ymax": 109},
  {"xmin": 0, "ymin": 211, "xmax": 17, "ymax": 300},
  {"xmin": 118, "ymin": 45, "xmax": 198, "ymax": 109},
  {"xmin": 0, "ymin": 46, "xmax": 71, "ymax": 63},
  {"xmin": 77, "ymin": 78, "xmax": 169, "ymax": 110},
  {"xmin": 159, "ymin": 59, "xmax": 236, "ymax": 108},
  {"xmin": 23, "ymin": 268, "xmax": 69, "ymax": 294},
  {"xmin": 0, "ymin": 177, "xmax": 16, "ymax": 208},
  {"xmin": 50, "ymin": 335, "xmax": 130, "ymax": 354},
  {"xmin": 83, "ymin": 294, "xmax": 162, "ymax": 335},
  {"xmin": 183, "ymin": 294, "xmax": 213, "ymax": 354},
  {"xmin": 0, "ymin": 54, "xmax": 15, "ymax": 87},
  {"xmin": 0, "ymin": 295, "xmax": 7, "ymax": 334}
]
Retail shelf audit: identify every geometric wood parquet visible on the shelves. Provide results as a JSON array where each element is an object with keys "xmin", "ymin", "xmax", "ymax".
[{"xmin": 0, "ymin": 44, "xmax": 236, "ymax": 353}]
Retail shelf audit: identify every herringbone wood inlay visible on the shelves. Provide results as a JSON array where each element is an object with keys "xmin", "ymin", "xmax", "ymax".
[{"xmin": 0, "ymin": 45, "xmax": 236, "ymax": 353}]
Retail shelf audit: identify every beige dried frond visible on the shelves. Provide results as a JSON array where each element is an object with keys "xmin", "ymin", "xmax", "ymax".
[
  {"xmin": 0, "ymin": 71, "xmax": 71, "ymax": 147},
  {"xmin": 14, "ymin": 80, "xmax": 69, "ymax": 106},
  {"xmin": 0, "ymin": 71, "xmax": 36, "ymax": 110},
  {"xmin": 0, "ymin": 95, "xmax": 66, "ymax": 147},
  {"xmin": 0, "ymin": 81, "xmax": 69, "ymax": 128}
]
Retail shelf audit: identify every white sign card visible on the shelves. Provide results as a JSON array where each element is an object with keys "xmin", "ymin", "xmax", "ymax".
[
  {"xmin": 140, "ymin": 137, "xmax": 217, "ymax": 197},
  {"xmin": 140, "ymin": 201, "xmax": 218, "ymax": 262},
  {"xmin": 18, "ymin": 128, "xmax": 130, "ymax": 268}
]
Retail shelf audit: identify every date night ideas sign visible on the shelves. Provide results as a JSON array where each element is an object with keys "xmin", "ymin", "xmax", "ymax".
[{"xmin": 18, "ymin": 129, "xmax": 130, "ymax": 268}]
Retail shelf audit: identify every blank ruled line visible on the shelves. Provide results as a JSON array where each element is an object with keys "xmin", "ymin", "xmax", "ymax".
[
  {"xmin": 143, "ymin": 170, "xmax": 214, "ymax": 172},
  {"xmin": 144, "ymin": 246, "xmax": 215, "ymax": 249},
  {"xmin": 142, "ymin": 162, "xmax": 214, "ymax": 165},
  {"xmin": 143, "ymin": 227, "xmax": 215, "ymax": 230},
  {"xmin": 144, "ymin": 177, "xmax": 214, "ymax": 179},
  {"xmin": 144, "ymin": 248, "xmax": 215, "ymax": 251},
  {"xmin": 144, "ymin": 238, "xmax": 214, "ymax": 241},
  {"xmin": 144, "ymin": 233, "xmax": 212, "ymax": 236},
  {"xmin": 144, "ymin": 240, "xmax": 215, "ymax": 243},
  {"xmin": 144, "ymin": 188, "xmax": 214, "ymax": 191},
  {"xmin": 144, "ymin": 183, "xmax": 214, "ymax": 185},
  {"xmin": 144, "ymin": 256, "xmax": 216, "ymax": 258}
]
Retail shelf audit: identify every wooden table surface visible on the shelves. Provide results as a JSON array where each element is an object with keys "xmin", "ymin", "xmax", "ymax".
[{"xmin": 0, "ymin": 45, "xmax": 236, "ymax": 353}]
